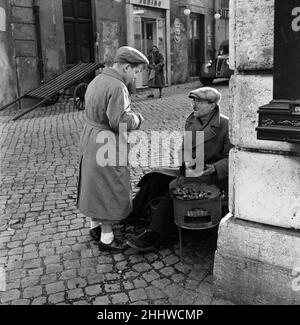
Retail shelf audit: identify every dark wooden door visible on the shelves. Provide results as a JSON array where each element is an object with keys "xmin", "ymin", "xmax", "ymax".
[
  {"xmin": 189, "ymin": 14, "xmax": 205, "ymax": 77},
  {"xmin": 62, "ymin": 0, "xmax": 94, "ymax": 65}
]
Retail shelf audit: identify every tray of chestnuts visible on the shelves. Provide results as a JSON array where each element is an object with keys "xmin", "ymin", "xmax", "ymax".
[{"xmin": 170, "ymin": 180, "xmax": 221, "ymax": 201}]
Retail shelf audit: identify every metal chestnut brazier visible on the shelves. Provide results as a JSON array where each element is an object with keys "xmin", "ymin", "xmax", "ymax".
[{"xmin": 169, "ymin": 177, "xmax": 222, "ymax": 262}]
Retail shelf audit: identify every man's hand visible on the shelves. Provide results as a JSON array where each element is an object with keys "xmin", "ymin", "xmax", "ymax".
[
  {"xmin": 185, "ymin": 161, "xmax": 203, "ymax": 177},
  {"xmin": 186, "ymin": 168, "xmax": 203, "ymax": 177},
  {"xmin": 202, "ymin": 164, "xmax": 216, "ymax": 176}
]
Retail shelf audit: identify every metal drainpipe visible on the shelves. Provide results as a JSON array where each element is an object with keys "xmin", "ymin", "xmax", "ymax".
[{"xmin": 33, "ymin": 3, "xmax": 44, "ymax": 82}]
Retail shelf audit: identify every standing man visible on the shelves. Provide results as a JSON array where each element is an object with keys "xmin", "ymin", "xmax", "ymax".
[{"xmin": 77, "ymin": 46, "xmax": 149, "ymax": 252}]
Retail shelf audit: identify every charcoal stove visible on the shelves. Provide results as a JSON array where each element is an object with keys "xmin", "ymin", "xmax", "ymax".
[{"xmin": 169, "ymin": 177, "xmax": 222, "ymax": 262}]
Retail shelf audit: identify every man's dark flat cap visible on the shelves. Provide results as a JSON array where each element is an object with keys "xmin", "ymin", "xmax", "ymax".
[
  {"xmin": 114, "ymin": 46, "xmax": 149, "ymax": 65},
  {"xmin": 188, "ymin": 87, "xmax": 221, "ymax": 104}
]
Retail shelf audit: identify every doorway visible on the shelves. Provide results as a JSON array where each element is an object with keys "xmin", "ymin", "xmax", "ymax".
[
  {"xmin": 189, "ymin": 13, "xmax": 205, "ymax": 77},
  {"xmin": 142, "ymin": 20, "xmax": 157, "ymax": 54},
  {"xmin": 134, "ymin": 15, "xmax": 166, "ymax": 87},
  {"xmin": 62, "ymin": 0, "xmax": 94, "ymax": 65}
]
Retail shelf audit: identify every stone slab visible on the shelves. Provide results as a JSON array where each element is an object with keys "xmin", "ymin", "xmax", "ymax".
[
  {"xmin": 13, "ymin": 23, "xmax": 36, "ymax": 41},
  {"xmin": 12, "ymin": 7, "xmax": 34, "ymax": 24},
  {"xmin": 15, "ymin": 40, "xmax": 36, "ymax": 57},
  {"xmin": 214, "ymin": 215, "xmax": 300, "ymax": 305},
  {"xmin": 229, "ymin": 149, "xmax": 300, "ymax": 230},
  {"xmin": 230, "ymin": 0, "xmax": 274, "ymax": 71}
]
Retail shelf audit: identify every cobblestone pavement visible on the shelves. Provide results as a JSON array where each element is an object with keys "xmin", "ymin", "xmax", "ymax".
[{"xmin": 0, "ymin": 80, "xmax": 233, "ymax": 305}]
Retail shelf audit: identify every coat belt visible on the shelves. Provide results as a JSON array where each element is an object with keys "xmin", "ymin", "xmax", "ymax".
[{"xmin": 84, "ymin": 116, "xmax": 112, "ymax": 131}]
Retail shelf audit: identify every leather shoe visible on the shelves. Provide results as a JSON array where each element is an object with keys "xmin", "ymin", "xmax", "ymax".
[
  {"xmin": 126, "ymin": 230, "xmax": 160, "ymax": 252},
  {"xmin": 98, "ymin": 238, "xmax": 126, "ymax": 252},
  {"xmin": 89, "ymin": 225, "xmax": 101, "ymax": 242}
]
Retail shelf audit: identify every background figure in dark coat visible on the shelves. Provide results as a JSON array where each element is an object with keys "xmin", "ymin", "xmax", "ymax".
[
  {"xmin": 147, "ymin": 45, "xmax": 165, "ymax": 98},
  {"xmin": 126, "ymin": 87, "xmax": 234, "ymax": 252}
]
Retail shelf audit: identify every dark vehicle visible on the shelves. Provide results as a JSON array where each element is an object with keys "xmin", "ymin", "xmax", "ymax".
[{"xmin": 199, "ymin": 40, "xmax": 233, "ymax": 85}]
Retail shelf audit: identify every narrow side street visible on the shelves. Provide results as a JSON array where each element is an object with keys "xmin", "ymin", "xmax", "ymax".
[{"xmin": 0, "ymin": 81, "xmax": 232, "ymax": 305}]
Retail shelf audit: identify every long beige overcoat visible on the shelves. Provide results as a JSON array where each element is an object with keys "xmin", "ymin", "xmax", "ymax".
[{"xmin": 77, "ymin": 68, "xmax": 141, "ymax": 223}]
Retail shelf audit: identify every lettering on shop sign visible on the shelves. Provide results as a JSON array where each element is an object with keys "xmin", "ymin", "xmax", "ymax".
[
  {"xmin": 130, "ymin": 0, "xmax": 170, "ymax": 10},
  {"xmin": 139, "ymin": 0, "xmax": 162, "ymax": 7},
  {"xmin": 0, "ymin": 7, "xmax": 6, "ymax": 32},
  {"xmin": 291, "ymin": 7, "xmax": 300, "ymax": 32}
]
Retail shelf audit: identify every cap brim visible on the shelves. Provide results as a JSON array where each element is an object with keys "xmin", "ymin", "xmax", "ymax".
[{"xmin": 188, "ymin": 93, "xmax": 198, "ymax": 99}]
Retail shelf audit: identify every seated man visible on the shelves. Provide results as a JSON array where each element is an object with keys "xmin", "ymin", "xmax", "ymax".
[{"xmin": 126, "ymin": 87, "xmax": 233, "ymax": 252}]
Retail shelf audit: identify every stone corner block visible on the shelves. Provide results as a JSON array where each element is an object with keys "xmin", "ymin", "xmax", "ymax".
[
  {"xmin": 229, "ymin": 149, "xmax": 300, "ymax": 230},
  {"xmin": 232, "ymin": 0, "xmax": 274, "ymax": 71},
  {"xmin": 213, "ymin": 215, "xmax": 300, "ymax": 305}
]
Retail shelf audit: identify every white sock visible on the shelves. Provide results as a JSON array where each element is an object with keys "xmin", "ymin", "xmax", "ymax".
[
  {"xmin": 90, "ymin": 221, "xmax": 100, "ymax": 229},
  {"xmin": 100, "ymin": 232, "xmax": 114, "ymax": 244}
]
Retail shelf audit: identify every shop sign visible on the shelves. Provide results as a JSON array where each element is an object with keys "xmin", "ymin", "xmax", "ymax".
[
  {"xmin": 130, "ymin": 0, "xmax": 170, "ymax": 10},
  {"xmin": 220, "ymin": 9, "xmax": 229, "ymax": 19},
  {"xmin": 0, "ymin": 7, "xmax": 6, "ymax": 32}
]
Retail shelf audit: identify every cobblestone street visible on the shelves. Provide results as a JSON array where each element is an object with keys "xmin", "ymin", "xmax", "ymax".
[{"xmin": 0, "ymin": 80, "xmax": 233, "ymax": 305}]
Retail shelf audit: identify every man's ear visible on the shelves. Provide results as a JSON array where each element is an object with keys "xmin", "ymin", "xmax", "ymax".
[{"xmin": 123, "ymin": 64, "xmax": 131, "ymax": 72}]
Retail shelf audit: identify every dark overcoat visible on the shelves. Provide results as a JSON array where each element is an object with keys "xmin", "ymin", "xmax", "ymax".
[
  {"xmin": 130, "ymin": 107, "xmax": 233, "ymax": 225},
  {"xmin": 142, "ymin": 107, "xmax": 233, "ymax": 189},
  {"xmin": 147, "ymin": 51, "xmax": 165, "ymax": 88}
]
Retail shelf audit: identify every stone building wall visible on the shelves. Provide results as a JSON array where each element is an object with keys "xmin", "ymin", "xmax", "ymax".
[
  {"xmin": 0, "ymin": 0, "xmax": 66, "ymax": 107},
  {"xmin": 0, "ymin": 0, "xmax": 126, "ymax": 108},
  {"xmin": 95, "ymin": 0, "xmax": 126, "ymax": 67},
  {"xmin": 10, "ymin": 0, "xmax": 39, "ymax": 104},
  {"xmin": 0, "ymin": 0, "xmax": 18, "ymax": 108},
  {"xmin": 38, "ymin": 0, "xmax": 65, "ymax": 79},
  {"xmin": 0, "ymin": 0, "xmax": 228, "ymax": 107},
  {"xmin": 170, "ymin": 0, "xmax": 214, "ymax": 84},
  {"xmin": 213, "ymin": 0, "xmax": 300, "ymax": 305},
  {"xmin": 214, "ymin": 0, "xmax": 229, "ymax": 50}
]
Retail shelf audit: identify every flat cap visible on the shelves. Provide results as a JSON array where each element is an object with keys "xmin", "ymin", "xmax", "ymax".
[
  {"xmin": 114, "ymin": 46, "xmax": 149, "ymax": 65},
  {"xmin": 188, "ymin": 87, "xmax": 221, "ymax": 104}
]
